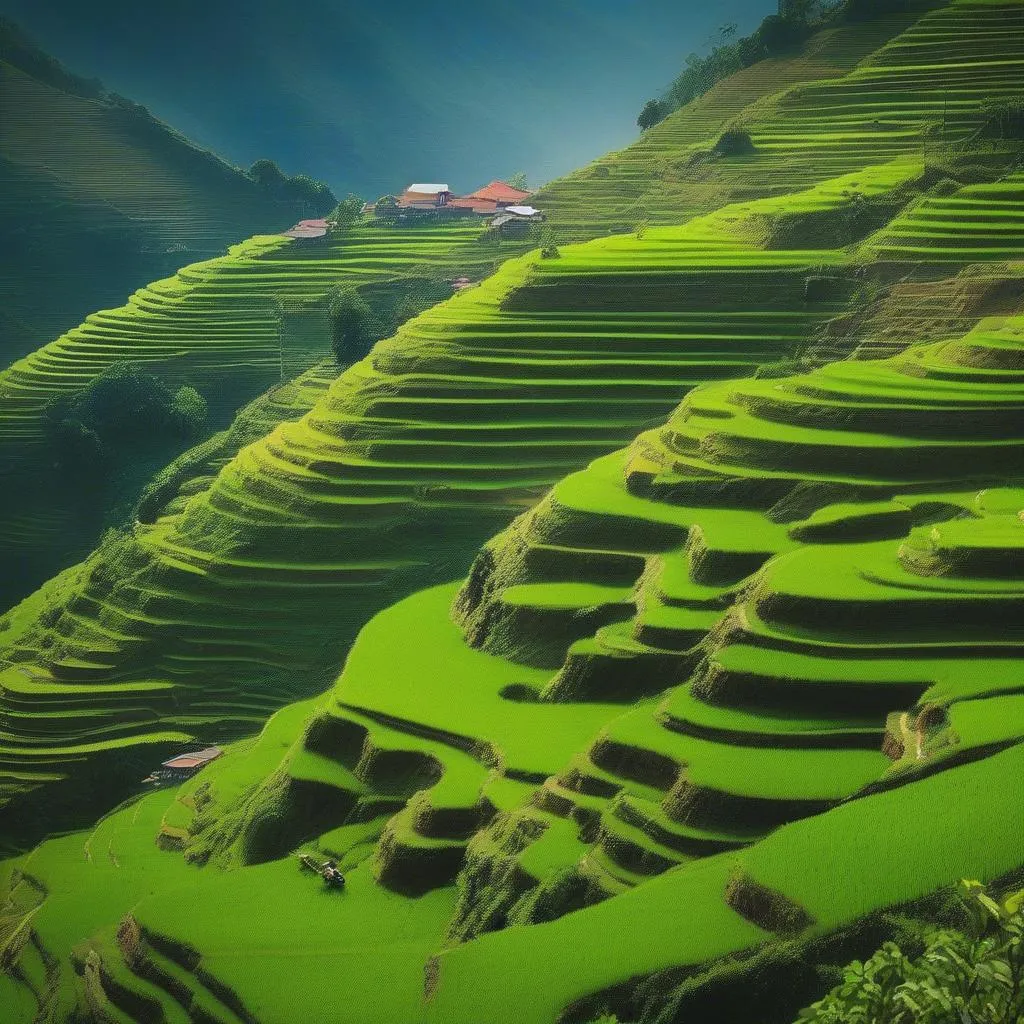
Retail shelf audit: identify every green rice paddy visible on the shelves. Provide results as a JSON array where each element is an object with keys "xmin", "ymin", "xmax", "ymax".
[{"xmin": 2, "ymin": 1, "xmax": 1024, "ymax": 1021}]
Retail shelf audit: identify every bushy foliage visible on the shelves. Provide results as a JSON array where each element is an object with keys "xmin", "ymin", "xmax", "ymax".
[
  {"xmin": 328, "ymin": 288, "xmax": 386, "ymax": 363},
  {"xmin": 539, "ymin": 226, "xmax": 561, "ymax": 260},
  {"xmin": 43, "ymin": 363, "xmax": 208, "ymax": 475},
  {"xmin": 636, "ymin": 13, "xmax": 818, "ymax": 129},
  {"xmin": 247, "ymin": 159, "xmax": 337, "ymax": 216},
  {"xmin": 638, "ymin": 99, "xmax": 671, "ymax": 131},
  {"xmin": 169, "ymin": 386, "xmax": 208, "ymax": 436},
  {"xmin": 714, "ymin": 129, "xmax": 756, "ymax": 156},
  {"xmin": 370, "ymin": 194, "xmax": 397, "ymax": 223},
  {"xmin": 329, "ymin": 193, "xmax": 365, "ymax": 232},
  {"xmin": 981, "ymin": 96, "xmax": 1024, "ymax": 140},
  {"xmin": 507, "ymin": 171, "xmax": 529, "ymax": 191},
  {"xmin": 248, "ymin": 158, "xmax": 288, "ymax": 189},
  {"xmin": 797, "ymin": 881, "xmax": 1024, "ymax": 1024}
]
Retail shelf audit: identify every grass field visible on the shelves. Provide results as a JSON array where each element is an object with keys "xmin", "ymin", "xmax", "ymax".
[{"xmin": 0, "ymin": 163, "xmax": 927, "ymax": 836}]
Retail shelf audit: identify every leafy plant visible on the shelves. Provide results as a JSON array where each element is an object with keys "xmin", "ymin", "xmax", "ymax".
[{"xmin": 796, "ymin": 881, "xmax": 1024, "ymax": 1024}]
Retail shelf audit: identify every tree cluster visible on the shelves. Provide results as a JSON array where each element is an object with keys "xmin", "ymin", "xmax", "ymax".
[
  {"xmin": 327, "ymin": 288, "xmax": 387, "ymax": 364},
  {"xmin": 636, "ymin": 14, "xmax": 818, "ymax": 131},
  {"xmin": 328, "ymin": 194, "xmax": 365, "ymax": 232},
  {"xmin": 44, "ymin": 363, "xmax": 208, "ymax": 479},
  {"xmin": 247, "ymin": 159, "xmax": 337, "ymax": 217},
  {"xmin": 636, "ymin": 0, "xmax": 922, "ymax": 132}
]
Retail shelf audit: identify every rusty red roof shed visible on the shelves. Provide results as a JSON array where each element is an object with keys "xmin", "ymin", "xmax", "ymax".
[{"xmin": 161, "ymin": 746, "xmax": 223, "ymax": 771}]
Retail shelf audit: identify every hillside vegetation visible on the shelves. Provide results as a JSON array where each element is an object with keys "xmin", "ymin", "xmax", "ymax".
[
  {"xmin": 2, "ymin": 0, "xmax": 1024, "ymax": 840},
  {"xmin": 1, "ymin": 2, "xmax": 1024, "ymax": 1021},
  {"xmin": 0, "ymin": 21, "xmax": 325, "ymax": 362},
  {"xmin": 0, "ymin": 222, "xmax": 494, "ymax": 610}
]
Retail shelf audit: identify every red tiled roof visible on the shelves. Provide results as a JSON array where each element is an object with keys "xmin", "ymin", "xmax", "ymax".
[
  {"xmin": 465, "ymin": 181, "xmax": 532, "ymax": 203},
  {"xmin": 447, "ymin": 197, "xmax": 499, "ymax": 213}
]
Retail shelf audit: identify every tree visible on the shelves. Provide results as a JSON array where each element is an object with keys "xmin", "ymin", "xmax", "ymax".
[
  {"xmin": 328, "ymin": 194, "xmax": 365, "ymax": 232},
  {"xmin": 714, "ymin": 129, "xmax": 756, "ymax": 156},
  {"xmin": 507, "ymin": 171, "xmax": 529, "ymax": 191},
  {"xmin": 247, "ymin": 158, "xmax": 287, "ymax": 189},
  {"xmin": 637, "ymin": 99, "xmax": 671, "ymax": 131},
  {"xmin": 374, "ymin": 195, "xmax": 400, "ymax": 224},
  {"xmin": 539, "ymin": 226, "xmax": 561, "ymax": 260},
  {"xmin": 169, "ymin": 386, "xmax": 208, "ymax": 437},
  {"xmin": 43, "ymin": 363, "xmax": 208, "ymax": 475},
  {"xmin": 288, "ymin": 174, "xmax": 336, "ymax": 217},
  {"xmin": 328, "ymin": 289, "xmax": 383, "ymax": 363},
  {"xmin": 247, "ymin": 160, "xmax": 337, "ymax": 216}
]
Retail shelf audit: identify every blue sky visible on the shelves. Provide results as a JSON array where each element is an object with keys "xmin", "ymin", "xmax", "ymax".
[{"xmin": 1, "ymin": 0, "xmax": 776, "ymax": 197}]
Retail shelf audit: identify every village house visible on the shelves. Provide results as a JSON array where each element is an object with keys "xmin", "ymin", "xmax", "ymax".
[
  {"xmin": 142, "ymin": 745, "xmax": 223, "ymax": 785},
  {"xmin": 446, "ymin": 180, "xmax": 534, "ymax": 216},
  {"xmin": 388, "ymin": 179, "xmax": 538, "ymax": 221},
  {"xmin": 283, "ymin": 218, "xmax": 329, "ymax": 239},
  {"xmin": 397, "ymin": 183, "xmax": 453, "ymax": 209}
]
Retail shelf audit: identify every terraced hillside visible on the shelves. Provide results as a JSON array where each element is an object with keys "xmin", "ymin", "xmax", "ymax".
[
  {"xmin": 535, "ymin": 0, "xmax": 1023, "ymax": 236},
  {"xmin": 0, "ymin": 162, "xmax": 934, "ymax": 839},
  {"xmin": 0, "ymin": 26, "xmax": 317, "ymax": 362},
  {"xmin": 6, "ymin": 0, "xmax": 1021, "ymax": 610},
  {"xmin": 0, "ymin": 221, "xmax": 488, "ymax": 609},
  {"xmin": 1, "ymin": 2, "xmax": 1024, "ymax": 1018},
  {"xmin": 3, "ymin": 308, "xmax": 1024, "ymax": 1023}
]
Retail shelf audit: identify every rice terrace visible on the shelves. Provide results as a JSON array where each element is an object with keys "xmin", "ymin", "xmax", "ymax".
[{"xmin": 2, "ymin": 0, "xmax": 1024, "ymax": 1021}]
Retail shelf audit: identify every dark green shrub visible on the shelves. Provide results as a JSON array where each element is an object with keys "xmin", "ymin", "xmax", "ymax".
[
  {"xmin": 328, "ymin": 288, "xmax": 386, "ymax": 363},
  {"xmin": 169, "ymin": 386, "xmax": 208, "ymax": 437},
  {"xmin": 637, "ymin": 99, "xmax": 671, "ymax": 131},
  {"xmin": 43, "ymin": 364, "xmax": 209, "ymax": 477},
  {"xmin": 714, "ymin": 129, "xmax": 756, "ymax": 156},
  {"xmin": 981, "ymin": 96, "xmax": 1024, "ymax": 140},
  {"xmin": 247, "ymin": 159, "xmax": 337, "ymax": 216},
  {"xmin": 328, "ymin": 193, "xmax": 365, "ymax": 232}
]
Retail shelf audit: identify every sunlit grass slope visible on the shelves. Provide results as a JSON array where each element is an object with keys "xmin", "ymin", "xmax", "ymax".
[
  {"xmin": 536, "ymin": 0, "xmax": 1024, "ymax": 236},
  {"xmin": 0, "ymin": 221, "xmax": 487, "ymax": 609},
  {"xmin": 6, "ymin": 0, "xmax": 1021, "ymax": 614},
  {"xmin": 0, "ymin": 166, "xmax": 927, "ymax": 837},
  {"xmin": 3, "ymin": 313, "xmax": 1024, "ymax": 1022}
]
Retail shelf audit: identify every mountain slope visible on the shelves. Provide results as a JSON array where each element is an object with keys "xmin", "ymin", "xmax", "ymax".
[
  {"xmin": 1, "ymin": 1, "xmax": 1024, "ymax": 1020},
  {"xmin": 0, "ymin": 19, "xmax": 319, "ymax": 364},
  {"xmin": 3, "ymin": 0, "xmax": 1024, "ymax": 840},
  {"xmin": 0, "ymin": 159, "xmax": 932, "ymax": 840},
  {"xmin": 3, "ymin": 287, "xmax": 1024, "ymax": 1024}
]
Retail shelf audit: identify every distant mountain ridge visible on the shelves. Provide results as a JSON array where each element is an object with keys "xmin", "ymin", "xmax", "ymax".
[{"xmin": 0, "ymin": 18, "xmax": 330, "ymax": 363}]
